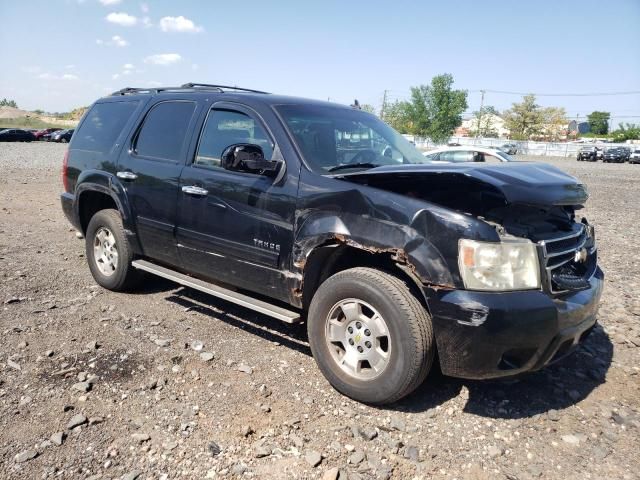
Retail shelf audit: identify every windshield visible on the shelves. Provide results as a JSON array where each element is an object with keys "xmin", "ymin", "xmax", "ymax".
[{"xmin": 275, "ymin": 104, "xmax": 427, "ymax": 173}]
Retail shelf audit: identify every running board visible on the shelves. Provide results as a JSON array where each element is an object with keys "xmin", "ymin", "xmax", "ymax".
[{"xmin": 132, "ymin": 260, "xmax": 301, "ymax": 323}]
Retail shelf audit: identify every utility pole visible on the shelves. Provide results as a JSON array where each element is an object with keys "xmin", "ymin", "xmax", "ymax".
[
  {"xmin": 380, "ymin": 90, "xmax": 388, "ymax": 121},
  {"xmin": 476, "ymin": 89, "xmax": 486, "ymax": 139}
]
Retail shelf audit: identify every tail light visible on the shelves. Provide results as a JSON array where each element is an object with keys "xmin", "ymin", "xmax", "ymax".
[{"xmin": 62, "ymin": 149, "xmax": 70, "ymax": 192}]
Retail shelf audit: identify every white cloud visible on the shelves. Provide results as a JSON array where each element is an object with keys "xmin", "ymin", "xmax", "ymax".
[
  {"xmin": 38, "ymin": 73, "xmax": 79, "ymax": 81},
  {"xmin": 140, "ymin": 2, "xmax": 149, "ymax": 13},
  {"xmin": 123, "ymin": 63, "xmax": 134, "ymax": 70},
  {"xmin": 99, "ymin": 0, "xmax": 122, "ymax": 5},
  {"xmin": 96, "ymin": 35, "xmax": 129, "ymax": 47},
  {"xmin": 106, "ymin": 12, "xmax": 138, "ymax": 27},
  {"xmin": 159, "ymin": 16, "xmax": 203, "ymax": 33},
  {"xmin": 142, "ymin": 16, "xmax": 152, "ymax": 28},
  {"xmin": 112, "ymin": 73, "xmax": 120, "ymax": 80},
  {"xmin": 144, "ymin": 53, "xmax": 182, "ymax": 66},
  {"xmin": 65, "ymin": 64, "xmax": 76, "ymax": 70}
]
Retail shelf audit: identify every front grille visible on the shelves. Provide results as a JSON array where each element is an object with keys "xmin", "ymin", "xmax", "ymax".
[{"xmin": 539, "ymin": 224, "xmax": 597, "ymax": 293}]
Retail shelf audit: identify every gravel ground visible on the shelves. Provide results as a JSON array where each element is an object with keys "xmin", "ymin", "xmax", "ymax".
[{"xmin": 1, "ymin": 142, "xmax": 639, "ymax": 480}]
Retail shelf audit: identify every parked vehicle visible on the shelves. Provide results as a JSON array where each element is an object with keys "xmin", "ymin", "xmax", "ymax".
[
  {"xmin": 500, "ymin": 143, "xmax": 518, "ymax": 155},
  {"xmin": 61, "ymin": 83, "xmax": 603, "ymax": 404},
  {"xmin": 577, "ymin": 146, "xmax": 597, "ymax": 162},
  {"xmin": 602, "ymin": 148, "xmax": 625, "ymax": 163},
  {"xmin": 34, "ymin": 127, "xmax": 63, "ymax": 141},
  {"xmin": 51, "ymin": 129, "xmax": 74, "ymax": 143},
  {"xmin": 424, "ymin": 146, "xmax": 515, "ymax": 163},
  {"xmin": 629, "ymin": 149, "xmax": 640, "ymax": 164},
  {"xmin": 619, "ymin": 146, "xmax": 631, "ymax": 162},
  {"xmin": 0, "ymin": 128, "xmax": 36, "ymax": 142}
]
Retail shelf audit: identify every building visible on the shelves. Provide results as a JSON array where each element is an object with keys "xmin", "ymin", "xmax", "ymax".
[{"xmin": 454, "ymin": 113, "xmax": 510, "ymax": 138}]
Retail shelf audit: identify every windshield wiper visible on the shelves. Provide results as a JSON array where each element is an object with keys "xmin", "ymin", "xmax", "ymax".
[{"xmin": 328, "ymin": 162, "xmax": 380, "ymax": 173}]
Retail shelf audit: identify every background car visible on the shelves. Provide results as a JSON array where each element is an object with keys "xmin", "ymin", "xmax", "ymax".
[
  {"xmin": 423, "ymin": 146, "xmax": 515, "ymax": 163},
  {"xmin": 629, "ymin": 149, "xmax": 640, "ymax": 164},
  {"xmin": 602, "ymin": 147, "xmax": 625, "ymax": 163},
  {"xmin": 34, "ymin": 127, "xmax": 62, "ymax": 141},
  {"xmin": 500, "ymin": 143, "xmax": 518, "ymax": 154},
  {"xmin": 0, "ymin": 128, "xmax": 36, "ymax": 142},
  {"xmin": 619, "ymin": 146, "xmax": 631, "ymax": 162},
  {"xmin": 51, "ymin": 129, "xmax": 74, "ymax": 143},
  {"xmin": 577, "ymin": 146, "xmax": 597, "ymax": 161}
]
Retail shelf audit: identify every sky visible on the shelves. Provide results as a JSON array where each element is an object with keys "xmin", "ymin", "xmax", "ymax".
[{"xmin": 1, "ymin": 0, "xmax": 639, "ymax": 124}]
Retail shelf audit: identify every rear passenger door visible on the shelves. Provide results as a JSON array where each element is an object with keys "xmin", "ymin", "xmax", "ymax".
[
  {"xmin": 116, "ymin": 98, "xmax": 202, "ymax": 266},
  {"xmin": 176, "ymin": 102, "xmax": 298, "ymax": 301}
]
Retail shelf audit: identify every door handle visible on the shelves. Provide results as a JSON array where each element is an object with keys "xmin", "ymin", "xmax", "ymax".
[
  {"xmin": 116, "ymin": 171, "xmax": 138, "ymax": 181},
  {"xmin": 182, "ymin": 185, "xmax": 209, "ymax": 196}
]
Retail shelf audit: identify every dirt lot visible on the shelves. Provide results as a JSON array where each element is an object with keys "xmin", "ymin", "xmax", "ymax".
[{"xmin": 1, "ymin": 142, "xmax": 639, "ymax": 480}]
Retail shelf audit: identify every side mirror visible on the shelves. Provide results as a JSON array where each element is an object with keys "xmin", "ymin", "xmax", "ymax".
[{"xmin": 221, "ymin": 144, "xmax": 280, "ymax": 175}]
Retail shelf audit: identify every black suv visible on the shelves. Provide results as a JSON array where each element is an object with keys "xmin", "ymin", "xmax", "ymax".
[
  {"xmin": 576, "ymin": 145, "xmax": 597, "ymax": 161},
  {"xmin": 61, "ymin": 83, "xmax": 603, "ymax": 404},
  {"xmin": 602, "ymin": 148, "xmax": 625, "ymax": 163}
]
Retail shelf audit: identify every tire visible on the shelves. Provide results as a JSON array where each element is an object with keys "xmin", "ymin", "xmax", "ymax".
[
  {"xmin": 307, "ymin": 267, "xmax": 434, "ymax": 405},
  {"xmin": 61, "ymin": 138, "xmax": 68, "ymax": 143},
  {"xmin": 85, "ymin": 209, "xmax": 140, "ymax": 291}
]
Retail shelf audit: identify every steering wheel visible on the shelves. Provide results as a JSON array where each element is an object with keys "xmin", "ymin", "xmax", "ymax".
[{"xmin": 347, "ymin": 149, "xmax": 377, "ymax": 164}]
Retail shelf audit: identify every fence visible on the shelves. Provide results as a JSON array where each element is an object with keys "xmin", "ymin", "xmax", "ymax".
[{"xmin": 409, "ymin": 136, "xmax": 636, "ymax": 157}]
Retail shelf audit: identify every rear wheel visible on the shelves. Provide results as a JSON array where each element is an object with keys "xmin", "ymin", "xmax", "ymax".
[
  {"xmin": 85, "ymin": 209, "xmax": 140, "ymax": 291},
  {"xmin": 308, "ymin": 267, "xmax": 434, "ymax": 405}
]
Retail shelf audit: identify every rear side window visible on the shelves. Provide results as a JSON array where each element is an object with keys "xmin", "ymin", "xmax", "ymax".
[
  {"xmin": 134, "ymin": 101, "xmax": 196, "ymax": 161},
  {"xmin": 73, "ymin": 101, "xmax": 139, "ymax": 153}
]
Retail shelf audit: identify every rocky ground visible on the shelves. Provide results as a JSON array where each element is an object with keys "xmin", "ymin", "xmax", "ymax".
[{"xmin": 1, "ymin": 142, "xmax": 639, "ymax": 480}]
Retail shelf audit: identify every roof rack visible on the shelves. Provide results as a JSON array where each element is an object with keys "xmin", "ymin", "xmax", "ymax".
[
  {"xmin": 180, "ymin": 83, "xmax": 269, "ymax": 94},
  {"xmin": 110, "ymin": 83, "xmax": 270, "ymax": 96}
]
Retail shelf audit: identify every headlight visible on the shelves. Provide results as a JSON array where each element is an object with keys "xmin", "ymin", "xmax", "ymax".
[{"xmin": 458, "ymin": 238, "xmax": 540, "ymax": 291}]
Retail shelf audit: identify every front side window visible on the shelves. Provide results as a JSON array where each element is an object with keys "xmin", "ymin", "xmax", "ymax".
[
  {"xmin": 276, "ymin": 104, "xmax": 426, "ymax": 173},
  {"xmin": 135, "ymin": 101, "xmax": 196, "ymax": 161},
  {"xmin": 194, "ymin": 109, "xmax": 273, "ymax": 168},
  {"xmin": 73, "ymin": 101, "xmax": 139, "ymax": 153}
]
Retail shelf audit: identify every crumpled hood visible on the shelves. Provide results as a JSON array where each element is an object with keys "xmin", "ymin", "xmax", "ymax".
[{"xmin": 337, "ymin": 161, "xmax": 588, "ymax": 206}]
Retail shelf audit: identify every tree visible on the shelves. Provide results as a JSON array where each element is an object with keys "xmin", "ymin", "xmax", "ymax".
[
  {"xmin": 586, "ymin": 111, "xmax": 610, "ymax": 135},
  {"xmin": 503, "ymin": 94, "xmax": 546, "ymax": 140},
  {"xmin": 541, "ymin": 106, "xmax": 568, "ymax": 141},
  {"xmin": 384, "ymin": 100, "xmax": 412, "ymax": 134},
  {"xmin": 470, "ymin": 105, "xmax": 500, "ymax": 137},
  {"xmin": 360, "ymin": 104, "xmax": 377, "ymax": 115},
  {"xmin": 0, "ymin": 98, "xmax": 18, "ymax": 108},
  {"xmin": 612, "ymin": 123, "xmax": 640, "ymax": 142},
  {"xmin": 402, "ymin": 74, "xmax": 468, "ymax": 144}
]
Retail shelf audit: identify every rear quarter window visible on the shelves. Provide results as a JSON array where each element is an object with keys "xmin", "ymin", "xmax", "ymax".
[{"xmin": 72, "ymin": 101, "xmax": 139, "ymax": 153}]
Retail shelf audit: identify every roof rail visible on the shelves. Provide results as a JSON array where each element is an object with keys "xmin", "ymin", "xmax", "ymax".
[
  {"xmin": 110, "ymin": 84, "xmax": 270, "ymax": 97},
  {"xmin": 180, "ymin": 83, "xmax": 270, "ymax": 94}
]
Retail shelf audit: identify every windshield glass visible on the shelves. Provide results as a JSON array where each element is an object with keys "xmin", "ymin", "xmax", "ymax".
[{"xmin": 275, "ymin": 104, "xmax": 427, "ymax": 173}]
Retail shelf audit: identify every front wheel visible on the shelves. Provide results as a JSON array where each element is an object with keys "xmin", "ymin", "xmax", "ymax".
[
  {"xmin": 308, "ymin": 267, "xmax": 435, "ymax": 405},
  {"xmin": 85, "ymin": 209, "xmax": 140, "ymax": 291}
]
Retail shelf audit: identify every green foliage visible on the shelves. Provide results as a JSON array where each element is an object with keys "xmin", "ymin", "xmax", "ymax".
[
  {"xmin": 503, "ymin": 95, "xmax": 567, "ymax": 140},
  {"xmin": 503, "ymin": 95, "xmax": 544, "ymax": 140},
  {"xmin": 611, "ymin": 123, "xmax": 640, "ymax": 142},
  {"xmin": 384, "ymin": 100, "xmax": 412, "ymax": 133},
  {"xmin": 0, "ymin": 98, "xmax": 18, "ymax": 108},
  {"xmin": 470, "ymin": 105, "xmax": 500, "ymax": 137},
  {"xmin": 586, "ymin": 111, "xmax": 610, "ymax": 135},
  {"xmin": 388, "ymin": 74, "xmax": 467, "ymax": 143},
  {"xmin": 359, "ymin": 104, "xmax": 376, "ymax": 115}
]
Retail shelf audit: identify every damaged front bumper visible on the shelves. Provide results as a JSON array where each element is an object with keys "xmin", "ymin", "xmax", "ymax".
[{"xmin": 425, "ymin": 267, "xmax": 604, "ymax": 379}]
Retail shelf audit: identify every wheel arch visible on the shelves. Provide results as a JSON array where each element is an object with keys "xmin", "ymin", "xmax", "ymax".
[{"xmin": 74, "ymin": 173, "xmax": 141, "ymax": 254}]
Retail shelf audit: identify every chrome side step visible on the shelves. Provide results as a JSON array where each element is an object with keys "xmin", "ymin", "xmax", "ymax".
[{"xmin": 132, "ymin": 259, "xmax": 301, "ymax": 323}]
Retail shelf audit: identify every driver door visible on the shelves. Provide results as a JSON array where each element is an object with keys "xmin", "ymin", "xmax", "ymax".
[{"xmin": 176, "ymin": 103, "xmax": 298, "ymax": 301}]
